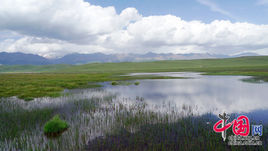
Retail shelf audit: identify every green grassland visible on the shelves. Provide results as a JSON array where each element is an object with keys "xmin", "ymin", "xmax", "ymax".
[{"xmin": 0, "ymin": 56, "xmax": 268, "ymax": 100}]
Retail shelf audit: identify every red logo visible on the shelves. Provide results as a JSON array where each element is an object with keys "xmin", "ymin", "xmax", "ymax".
[{"xmin": 213, "ymin": 113, "xmax": 250, "ymax": 141}]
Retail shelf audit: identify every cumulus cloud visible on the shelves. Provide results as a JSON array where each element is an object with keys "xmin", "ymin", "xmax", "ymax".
[
  {"xmin": 0, "ymin": 36, "xmax": 112, "ymax": 58},
  {"xmin": 0, "ymin": 0, "xmax": 141, "ymax": 43},
  {"xmin": 0, "ymin": 0, "xmax": 268, "ymax": 57}
]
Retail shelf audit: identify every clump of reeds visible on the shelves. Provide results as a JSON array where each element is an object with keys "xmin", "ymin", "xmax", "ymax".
[
  {"xmin": 111, "ymin": 81, "xmax": 119, "ymax": 85},
  {"xmin": 44, "ymin": 114, "xmax": 69, "ymax": 137},
  {"xmin": 134, "ymin": 81, "xmax": 140, "ymax": 85}
]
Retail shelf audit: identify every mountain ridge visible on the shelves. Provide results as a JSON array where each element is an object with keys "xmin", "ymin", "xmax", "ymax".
[{"xmin": 0, "ymin": 52, "xmax": 260, "ymax": 65}]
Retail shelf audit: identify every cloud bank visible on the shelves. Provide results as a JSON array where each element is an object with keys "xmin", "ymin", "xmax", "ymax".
[{"xmin": 0, "ymin": 0, "xmax": 268, "ymax": 58}]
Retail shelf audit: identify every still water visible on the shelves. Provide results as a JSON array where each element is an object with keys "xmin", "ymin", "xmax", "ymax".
[{"xmin": 103, "ymin": 72, "xmax": 268, "ymax": 123}]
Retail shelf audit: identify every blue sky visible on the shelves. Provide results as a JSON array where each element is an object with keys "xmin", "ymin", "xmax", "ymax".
[{"xmin": 88, "ymin": 0, "xmax": 268, "ymax": 24}]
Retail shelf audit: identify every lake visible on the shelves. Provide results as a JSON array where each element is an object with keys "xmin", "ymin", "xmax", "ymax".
[{"xmin": 102, "ymin": 72, "xmax": 268, "ymax": 124}]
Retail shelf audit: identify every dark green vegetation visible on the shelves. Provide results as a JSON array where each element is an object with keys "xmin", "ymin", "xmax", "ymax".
[
  {"xmin": 111, "ymin": 81, "xmax": 140, "ymax": 86},
  {"xmin": 88, "ymin": 117, "xmax": 268, "ymax": 151},
  {"xmin": 0, "ymin": 109, "xmax": 53, "ymax": 141},
  {"xmin": 0, "ymin": 94, "xmax": 107, "ymax": 150},
  {"xmin": 44, "ymin": 114, "xmax": 69, "ymax": 137},
  {"xmin": 134, "ymin": 81, "xmax": 140, "ymax": 85},
  {"xmin": 1, "ymin": 80, "xmax": 268, "ymax": 150},
  {"xmin": 111, "ymin": 81, "xmax": 120, "ymax": 85},
  {"xmin": 0, "ymin": 56, "xmax": 268, "ymax": 100},
  {"xmin": 0, "ymin": 100, "xmax": 54, "ymax": 141}
]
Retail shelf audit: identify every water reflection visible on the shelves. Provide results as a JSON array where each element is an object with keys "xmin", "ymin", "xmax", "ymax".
[{"xmin": 105, "ymin": 73, "xmax": 268, "ymax": 123}]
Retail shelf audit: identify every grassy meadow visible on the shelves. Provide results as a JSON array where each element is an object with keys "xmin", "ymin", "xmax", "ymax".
[
  {"xmin": 1, "ymin": 56, "xmax": 268, "ymax": 150},
  {"xmin": 0, "ymin": 56, "xmax": 268, "ymax": 100}
]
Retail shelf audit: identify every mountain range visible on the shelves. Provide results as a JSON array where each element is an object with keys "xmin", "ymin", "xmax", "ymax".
[{"xmin": 0, "ymin": 52, "xmax": 260, "ymax": 65}]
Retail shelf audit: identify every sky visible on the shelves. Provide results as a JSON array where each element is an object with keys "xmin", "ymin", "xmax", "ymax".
[{"xmin": 0, "ymin": 0, "xmax": 268, "ymax": 58}]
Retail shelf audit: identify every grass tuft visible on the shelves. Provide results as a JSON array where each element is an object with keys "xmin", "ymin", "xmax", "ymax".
[
  {"xmin": 44, "ymin": 114, "xmax": 68, "ymax": 137},
  {"xmin": 134, "ymin": 81, "xmax": 140, "ymax": 85},
  {"xmin": 111, "ymin": 81, "xmax": 119, "ymax": 85}
]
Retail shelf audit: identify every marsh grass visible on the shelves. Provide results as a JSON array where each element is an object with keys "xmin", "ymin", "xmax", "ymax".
[
  {"xmin": 111, "ymin": 81, "xmax": 140, "ymax": 86},
  {"xmin": 88, "ymin": 119, "xmax": 267, "ymax": 151},
  {"xmin": 241, "ymin": 77, "xmax": 266, "ymax": 84},
  {"xmin": 0, "ymin": 90, "xmax": 186, "ymax": 150},
  {"xmin": 0, "ymin": 90, "xmax": 267, "ymax": 151},
  {"xmin": 0, "ymin": 99, "xmax": 54, "ymax": 141},
  {"xmin": 134, "ymin": 81, "xmax": 140, "ymax": 85},
  {"xmin": 44, "ymin": 114, "xmax": 69, "ymax": 137},
  {"xmin": 0, "ymin": 91, "xmax": 115, "ymax": 150},
  {"xmin": 0, "ymin": 73, "xmax": 182, "ymax": 100},
  {"xmin": 111, "ymin": 81, "xmax": 119, "ymax": 85}
]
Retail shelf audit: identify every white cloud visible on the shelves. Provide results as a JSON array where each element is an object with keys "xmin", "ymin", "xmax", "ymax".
[
  {"xmin": 0, "ymin": 0, "xmax": 141, "ymax": 43},
  {"xmin": 0, "ymin": 36, "xmax": 112, "ymax": 58},
  {"xmin": 0, "ymin": 0, "xmax": 268, "ymax": 57},
  {"xmin": 196, "ymin": 0, "xmax": 236, "ymax": 20}
]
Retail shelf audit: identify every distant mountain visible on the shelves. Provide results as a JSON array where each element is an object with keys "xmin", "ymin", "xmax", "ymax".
[
  {"xmin": 0, "ymin": 52, "xmax": 261, "ymax": 65},
  {"xmin": 232, "ymin": 52, "xmax": 260, "ymax": 57},
  {"xmin": 120, "ymin": 52, "xmax": 229, "ymax": 61},
  {"xmin": 0, "ymin": 52, "xmax": 50, "ymax": 65},
  {"xmin": 52, "ymin": 53, "xmax": 113, "ymax": 64}
]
